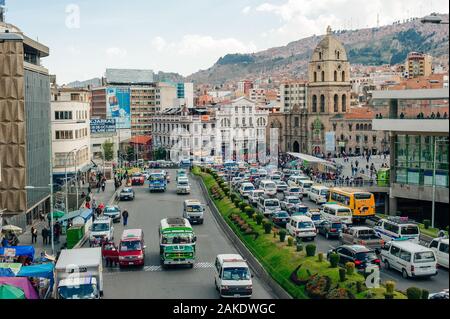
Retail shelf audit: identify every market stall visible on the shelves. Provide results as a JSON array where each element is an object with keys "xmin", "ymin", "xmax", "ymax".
[{"xmin": 0, "ymin": 277, "xmax": 39, "ymax": 299}]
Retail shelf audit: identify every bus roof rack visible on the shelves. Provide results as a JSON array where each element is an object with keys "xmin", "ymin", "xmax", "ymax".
[
  {"xmin": 166, "ymin": 217, "xmax": 187, "ymax": 226},
  {"xmin": 387, "ymin": 216, "xmax": 417, "ymax": 224}
]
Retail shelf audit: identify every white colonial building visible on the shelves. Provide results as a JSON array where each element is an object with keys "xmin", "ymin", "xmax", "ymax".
[
  {"xmin": 51, "ymin": 87, "xmax": 91, "ymax": 183},
  {"xmin": 215, "ymin": 97, "xmax": 269, "ymax": 163}
]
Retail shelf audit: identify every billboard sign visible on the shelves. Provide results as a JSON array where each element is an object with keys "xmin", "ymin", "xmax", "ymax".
[
  {"xmin": 106, "ymin": 87, "xmax": 131, "ymax": 129},
  {"xmin": 325, "ymin": 132, "xmax": 336, "ymax": 152},
  {"xmin": 90, "ymin": 119, "xmax": 117, "ymax": 134}
]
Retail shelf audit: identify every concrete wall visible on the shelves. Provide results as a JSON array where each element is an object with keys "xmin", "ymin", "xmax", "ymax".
[{"xmin": 391, "ymin": 183, "xmax": 449, "ymax": 204}]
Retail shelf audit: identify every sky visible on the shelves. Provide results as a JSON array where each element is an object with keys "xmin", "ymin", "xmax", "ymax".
[{"xmin": 4, "ymin": 0, "xmax": 449, "ymax": 84}]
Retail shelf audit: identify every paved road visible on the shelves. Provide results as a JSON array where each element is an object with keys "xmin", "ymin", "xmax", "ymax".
[
  {"xmin": 102, "ymin": 170, "xmax": 276, "ymax": 299},
  {"xmin": 281, "ymin": 193, "xmax": 449, "ymax": 294}
]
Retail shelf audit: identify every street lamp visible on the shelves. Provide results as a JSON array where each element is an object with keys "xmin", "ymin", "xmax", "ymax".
[
  {"xmin": 25, "ymin": 184, "xmax": 55, "ymax": 255},
  {"xmin": 431, "ymin": 137, "xmax": 448, "ymax": 229},
  {"xmin": 421, "ymin": 14, "xmax": 449, "ymax": 25}
]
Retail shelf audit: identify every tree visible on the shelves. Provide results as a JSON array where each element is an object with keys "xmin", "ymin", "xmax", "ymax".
[
  {"xmin": 127, "ymin": 146, "xmax": 135, "ymax": 162},
  {"xmin": 102, "ymin": 141, "xmax": 114, "ymax": 161}
]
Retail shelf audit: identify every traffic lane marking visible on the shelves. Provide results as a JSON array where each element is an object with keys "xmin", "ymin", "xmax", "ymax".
[{"xmin": 104, "ymin": 262, "xmax": 215, "ymax": 274}]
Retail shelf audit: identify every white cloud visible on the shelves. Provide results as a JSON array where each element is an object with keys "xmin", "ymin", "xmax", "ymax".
[
  {"xmin": 242, "ymin": 6, "xmax": 251, "ymax": 15},
  {"xmin": 150, "ymin": 35, "xmax": 257, "ymax": 75},
  {"xmin": 105, "ymin": 47, "xmax": 127, "ymax": 59},
  {"xmin": 256, "ymin": 0, "xmax": 450, "ymax": 45},
  {"xmin": 151, "ymin": 36, "xmax": 167, "ymax": 52}
]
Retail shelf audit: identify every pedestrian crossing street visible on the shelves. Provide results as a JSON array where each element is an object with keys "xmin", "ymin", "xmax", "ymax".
[{"xmin": 104, "ymin": 262, "xmax": 215, "ymax": 274}]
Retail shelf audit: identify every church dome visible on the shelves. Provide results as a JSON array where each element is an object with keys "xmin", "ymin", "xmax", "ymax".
[{"xmin": 311, "ymin": 26, "xmax": 348, "ymax": 62}]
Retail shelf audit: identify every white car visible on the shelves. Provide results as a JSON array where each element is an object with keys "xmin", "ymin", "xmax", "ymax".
[
  {"xmin": 90, "ymin": 217, "xmax": 114, "ymax": 245},
  {"xmin": 177, "ymin": 177, "xmax": 191, "ymax": 194},
  {"xmin": 239, "ymin": 183, "xmax": 255, "ymax": 199},
  {"xmin": 214, "ymin": 254, "xmax": 253, "ymax": 299},
  {"xmin": 249, "ymin": 190, "xmax": 265, "ymax": 205},
  {"xmin": 286, "ymin": 215, "xmax": 317, "ymax": 241},
  {"xmin": 429, "ymin": 237, "xmax": 449, "ymax": 269}
]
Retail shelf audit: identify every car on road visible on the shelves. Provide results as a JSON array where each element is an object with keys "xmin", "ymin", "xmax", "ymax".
[
  {"xmin": 287, "ymin": 175, "xmax": 310, "ymax": 188},
  {"xmin": 340, "ymin": 226, "xmax": 384, "ymax": 251},
  {"xmin": 287, "ymin": 215, "xmax": 316, "ymax": 241},
  {"xmin": 249, "ymin": 190, "xmax": 265, "ymax": 206},
  {"xmin": 307, "ymin": 185, "xmax": 330, "ymax": 205},
  {"xmin": 275, "ymin": 181, "xmax": 288, "ymax": 193},
  {"xmin": 328, "ymin": 245, "xmax": 380, "ymax": 272},
  {"xmin": 381, "ymin": 240, "xmax": 438, "ymax": 279},
  {"xmin": 183, "ymin": 199, "xmax": 205, "ymax": 225},
  {"xmin": 316, "ymin": 220, "xmax": 343, "ymax": 240},
  {"xmin": 131, "ymin": 173, "xmax": 145, "ymax": 186},
  {"xmin": 298, "ymin": 180, "xmax": 314, "ymax": 197},
  {"xmin": 257, "ymin": 195, "xmax": 281, "ymax": 217},
  {"xmin": 118, "ymin": 229, "xmax": 146, "ymax": 268},
  {"xmin": 280, "ymin": 196, "xmax": 302, "ymax": 213},
  {"xmin": 176, "ymin": 177, "xmax": 191, "ymax": 195},
  {"xmin": 429, "ymin": 237, "xmax": 449, "ymax": 269},
  {"xmin": 290, "ymin": 205, "xmax": 309, "ymax": 217},
  {"xmin": 259, "ymin": 180, "xmax": 277, "ymax": 197},
  {"xmin": 103, "ymin": 205, "xmax": 121, "ymax": 223},
  {"xmin": 90, "ymin": 217, "xmax": 114, "ymax": 246},
  {"xmin": 374, "ymin": 217, "xmax": 420, "ymax": 244},
  {"xmin": 321, "ymin": 204, "xmax": 353, "ymax": 226},
  {"xmin": 283, "ymin": 186, "xmax": 303, "ymax": 200},
  {"xmin": 214, "ymin": 254, "xmax": 253, "ymax": 299},
  {"xmin": 119, "ymin": 188, "xmax": 135, "ymax": 201},
  {"xmin": 270, "ymin": 211, "xmax": 290, "ymax": 228},
  {"xmin": 239, "ymin": 182, "xmax": 255, "ymax": 199},
  {"xmin": 307, "ymin": 209, "xmax": 322, "ymax": 226}
]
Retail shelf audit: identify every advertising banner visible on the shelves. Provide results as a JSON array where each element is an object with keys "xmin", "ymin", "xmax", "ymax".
[
  {"xmin": 325, "ymin": 132, "xmax": 336, "ymax": 152},
  {"xmin": 106, "ymin": 87, "xmax": 131, "ymax": 129},
  {"xmin": 90, "ymin": 119, "xmax": 117, "ymax": 134}
]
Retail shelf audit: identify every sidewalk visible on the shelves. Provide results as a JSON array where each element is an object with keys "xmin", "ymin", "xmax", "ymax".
[{"xmin": 16, "ymin": 180, "xmax": 118, "ymax": 257}]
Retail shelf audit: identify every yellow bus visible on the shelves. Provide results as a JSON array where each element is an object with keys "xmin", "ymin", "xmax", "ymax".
[{"xmin": 328, "ymin": 188, "xmax": 375, "ymax": 221}]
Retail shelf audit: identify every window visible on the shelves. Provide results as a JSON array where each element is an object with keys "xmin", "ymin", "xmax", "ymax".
[
  {"xmin": 349, "ymin": 124, "xmax": 353, "ymax": 132},
  {"xmin": 342, "ymin": 95, "xmax": 347, "ymax": 112},
  {"xmin": 342, "ymin": 71, "xmax": 346, "ymax": 82},
  {"xmin": 320, "ymin": 95, "xmax": 325, "ymax": 113},
  {"xmin": 321, "ymin": 71, "xmax": 325, "ymax": 82},
  {"xmin": 429, "ymin": 240, "xmax": 439, "ymax": 249},
  {"xmin": 314, "ymin": 72, "xmax": 317, "ymax": 82},
  {"xmin": 334, "ymin": 95, "xmax": 339, "ymax": 112},
  {"xmin": 319, "ymin": 52, "xmax": 322, "ymax": 60},
  {"xmin": 312, "ymin": 95, "xmax": 318, "ymax": 113},
  {"xmin": 294, "ymin": 117, "xmax": 299, "ymax": 128},
  {"xmin": 373, "ymin": 136, "xmax": 377, "ymax": 143},
  {"xmin": 334, "ymin": 71, "xmax": 338, "ymax": 82},
  {"xmin": 390, "ymin": 245, "xmax": 401, "ymax": 257},
  {"xmin": 439, "ymin": 243, "xmax": 449, "ymax": 254}
]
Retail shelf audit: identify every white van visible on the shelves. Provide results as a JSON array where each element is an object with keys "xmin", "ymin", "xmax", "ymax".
[
  {"xmin": 381, "ymin": 240, "xmax": 438, "ymax": 279},
  {"xmin": 429, "ymin": 237, "xmax": 449, "ymax": 269},
  {"xmin": 374, "ymin": 217, "xmax": 420, "ymax": 243},
  {"xmin": 176, "ymin": 177, "xmax": 191, "ymax": 194},
  {"xmin": 308, "ymin": 185, "xmax": 330, "ymax": 204},
  {"xmin": 249, "ymin": 190, "xmax": 265, "ymax": 205},
  {"xmin": 286, "ymin": 215, "xmax": 317, "ymax": 241},
  {"xmin": 259, "ymin": 180, "xmax": 277, "ymax": 197},
  {"xmin": 239, "ymin": 183, "xmax": 255, "ymax": 199},
  {"xmin": 321, "ymin": 204, "xmax": 353, "ymax": 225},
  {"xmin": 287, "ymin": 175, "xmax": 310, "ymax": 188},
  {"xmin": 214, "ymin": 254, "xmax": 253, "ymax": 299},
  {"xmin": 257, "ymin": 195, "xmax": 281, "ymax": 216},
  {"xmin": 298, "ymin": 180, "xmax": 314, "ymax": 196}
]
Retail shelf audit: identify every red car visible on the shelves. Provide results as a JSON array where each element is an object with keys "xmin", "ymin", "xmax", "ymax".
[
  {"xmin": 118, "ymin": 229, "xmax": 145, "ymax": 268},
  {"xmin": 131, "ymin": 173, "xmax": 145, "ymax": 186}
]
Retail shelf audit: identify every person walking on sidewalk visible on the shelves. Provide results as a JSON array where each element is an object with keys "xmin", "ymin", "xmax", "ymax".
[
  {"xmin": 122, "ymin": 210, "xmax": 129, "ymax": 227},
  {"xmin": 42, "ymin": 227, "xmax": 49, "ymax": 245},
  {"xmin": 31, "ymin": 226, "xmax": 38, "ymax": 244}
]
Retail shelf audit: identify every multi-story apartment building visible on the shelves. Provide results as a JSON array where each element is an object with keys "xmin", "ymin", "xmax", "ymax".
[
  {"xmin": 216, "ymin": 98, "xmax": 269, "ymax": 163},
  {"xmin": 280, "ymin": 81, "xmax": 307, "ymax": 113},
  {"xmin": 249, "ymin": 88, "xmax": 267, "ymax": 105},
  {"xmin": 0, "ymin": 22, "xmax": 51, "ymax": 229},
  {"xmin": 237, "ymin": 80, "xmax": 254, "ymax": 96},
  {"xmin": 50, "ymin": 87, "xmax": 91, "ymax": 185},
  {"xmin": 150, "ymin": 107, "xmax": 215, "ymax": 161},
  {"xmin": 91, "ymin": 87, "xmax": 107, "ymax": 119},
  {"xmin": 405, "ymin": 52, "xmax": 433, "ymax": 79},
  {"xmin": 130, "ymin": 85, "xmax": 158, "ymax": 136}
]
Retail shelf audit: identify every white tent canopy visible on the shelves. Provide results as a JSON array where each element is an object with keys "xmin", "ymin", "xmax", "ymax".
[{"xmin": 287, "ymin": 153, "xmax": 337, "ymax": 170}]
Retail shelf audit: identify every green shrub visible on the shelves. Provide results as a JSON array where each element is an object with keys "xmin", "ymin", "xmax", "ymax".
[
  {"xmin": 385, "ymin": 281, "xmax": 395, "ymax": 294},
  {"xmin": 421, "ymin": 289, "xmax": 429, "ymax": 300},
  {"xmin": 356, "ymin": 281, "xmax": 364, "ymax": 294},
  {"xmin": 287, "ymin": 237, "xmax": 294, "ymax": 246},
  {"xmin": 326, "ymin": 288, "xmax": 355, "ymax": 299},
  {"xmin": 305, "ymin": 275, "xmax": 331, "ymax": 299},
  {"xmin": 339, "ymin": 268, "xmax": 346, "ymax": 282},
  {"xmin": 233, "ymin": 198, "xmax": 241, "ymax": 207},
  {"xmin": 406, "ymin": 287, "xmax": 422, "ymax": 299},
  {"xmin": 230, "ymin": 193, "xmax": 238, "ymax": 202},
  {"xmin": 220, "ymin": 182, "xmax": 227, "ymax": 189},
  {"xmin": 252, "ymin": 213, "xmax": 258, "ymax": 221},
  {"xmin": 345, "ymin": 262, "xmax": 355, "ymax": 276},
  {"xmin": 256, "ymin": 214, "xmax": 264, "ymax": 226},
  {"xmin": 279, "ymin": 229, "xmax": 287, "ymax": 242},
  {"xmin": 329, "ymin": 253, "xmax": 340, "ymax": 268},
  {"xmin": 306, "ymin": 244, "xmax": 316, "ymax": 257},
  {"xmin": 223, "ymin": 187, "xmax": 230, "ymax": 195},
  {"xmin": 296, "ymin": 238, "xmax": 303, "ymax": 252},
  {"xmin": 264, "ymin": 222, "xmax": 272, "ymax": 234},
  {"xmin": 423, "ymin": 219, "xmax": 431, "ymax": 229},
  {"xmin": 239, "ymin": 202, "xmax": 247, "ymax": 211},
  {"xmin": 318, "ymin": 252, "xmax": 324, "ymax": 262}
]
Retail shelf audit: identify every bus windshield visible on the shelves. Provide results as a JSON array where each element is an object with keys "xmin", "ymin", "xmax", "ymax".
[{"xmin": 162, "ymin": 233, "xmax": 194, "ymax": 244}]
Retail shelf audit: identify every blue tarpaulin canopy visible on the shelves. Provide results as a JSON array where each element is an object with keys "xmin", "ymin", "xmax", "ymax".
[
  {"xmin": 18, "ymin": 263, "xmax": 55, "ymax": 287},
  {"xmin": 0, "ymin": 268, "xmax": 15, "ymax": 277},
  {"xmin": 0, "ymin": 246, "xmax": 35, "ymax": 261}
]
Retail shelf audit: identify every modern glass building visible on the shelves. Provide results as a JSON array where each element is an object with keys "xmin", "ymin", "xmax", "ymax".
[{"xmin": 372, "ymin": 88, "xmax": 449, "ymax": 228}]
